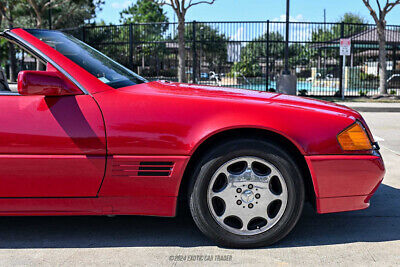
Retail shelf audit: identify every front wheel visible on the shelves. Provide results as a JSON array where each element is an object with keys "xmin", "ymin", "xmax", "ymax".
[{"xmin": 189, "ymin": 138, "xmax": 304, "ymax": 248}]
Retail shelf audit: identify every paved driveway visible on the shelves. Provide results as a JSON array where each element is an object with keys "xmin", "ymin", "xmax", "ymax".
[
  {"xmin": 0, "ymin": 112, "xmax": 399, "ymax": 266},
  {"xmin": 362, "ymin": 112, "xmax": 400, "ymax": 154}
]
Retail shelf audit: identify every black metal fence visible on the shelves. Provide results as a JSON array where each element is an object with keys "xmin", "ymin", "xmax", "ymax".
[{"xmin": 63, "ymin": 21, "xmax": 400, "ymax": 97}]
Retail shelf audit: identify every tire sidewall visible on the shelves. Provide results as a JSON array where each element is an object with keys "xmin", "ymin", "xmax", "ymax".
[{"xmin": 189, "ymin": 139, "xmax": 304, "ymax": 248}]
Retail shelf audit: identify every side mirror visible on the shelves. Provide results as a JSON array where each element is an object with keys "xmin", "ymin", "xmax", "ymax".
[{"xmin": 18, "ymin": 70, "xmax": 83, "ymax": 96}]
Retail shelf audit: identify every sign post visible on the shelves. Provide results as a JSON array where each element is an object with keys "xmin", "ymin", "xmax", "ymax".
[{"xmin": 340, "ymin": 38, "xmax": 351, "ymax": 100}]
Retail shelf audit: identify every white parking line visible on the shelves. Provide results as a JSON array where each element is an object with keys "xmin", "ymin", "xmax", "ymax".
[
  {"xmin": 372, "ymin": 136, "xmax": 400, "ymax": 156},
  {"xmin": 381, "ymin": 145, "xmax": 400, "ymax": 156},
  {"xmin": 372, "ymin": 135, "xmax": 400, "ymax": 155}
]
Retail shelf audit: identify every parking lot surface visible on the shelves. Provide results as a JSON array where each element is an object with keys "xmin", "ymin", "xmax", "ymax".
[{"xmin": 0, "ymin": 111, "xmax": 399, "ymax": 266}]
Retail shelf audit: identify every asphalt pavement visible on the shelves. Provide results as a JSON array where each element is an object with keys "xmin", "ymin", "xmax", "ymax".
[{"xmin": 0, "ymin": 111, "xmax": 398, "ymax": 266}]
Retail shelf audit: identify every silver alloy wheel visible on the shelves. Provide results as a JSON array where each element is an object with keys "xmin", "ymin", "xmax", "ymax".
[{"xmin": 207, "ymin": 156, "xmax": 288, "ymax": 235}]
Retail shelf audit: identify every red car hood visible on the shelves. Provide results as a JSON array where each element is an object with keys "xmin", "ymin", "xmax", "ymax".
[{"xmin": 120, "ymin": 81, "xmax": 362, "ymax": 119}]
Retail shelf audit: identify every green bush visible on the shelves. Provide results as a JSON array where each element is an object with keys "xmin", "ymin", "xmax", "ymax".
[
  {"xmin": 230, "ymin": 60, "xmax": 262, "ymax": 77},
  {"xmin": 360, "ymin": 72, "xmax": 377, "ymax": 81},
  {"xmin": 359, "ymin": 90, "xmax": 367, "ymax": 96}
]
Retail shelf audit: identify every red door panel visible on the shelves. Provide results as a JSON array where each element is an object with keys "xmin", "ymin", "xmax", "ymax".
[
  {"xmin": 0, "ymin": 95, "xmax": 105, "ymax": 154},
  {"xmin": 0, "ymin": 95, "xmax": 106, "ymax": 197},
  {"xmin": 0, "ymin": 155, "xmax": 104, "ymax": 197}
]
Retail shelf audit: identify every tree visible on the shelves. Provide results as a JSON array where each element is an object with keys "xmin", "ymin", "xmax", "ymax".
[
  {"xmin": 0, "ymin": 0, "xmax": 19, "ymax": 82},
  {"xmin": 0, "ymin": 0, "xmax": 103, "ymax": 81},
  {"xmin": 311, "ymin": 13, "xmax": 367, "ymax": 43},
  {"xmin": 119, "ymin": 0, "xmax": 169, "ymax": 56},
  {"xmin": 288, "ymin": 43, "xmax": 309, "ymax": 66},
  {"xmin": 334, "ymin": 12, "xmax": 368, "ymax": 36},
  {"xmin": 308, "ymin": 12, "xmax": 368, "ymax": 74},
  {"xmin": 232, "ymin": 32, "xmax": 284, "ymax": 77},
  {"xmin": 120, "ymin": 0, "xmax": 169, "ymax": 76},
  {"xmin": 182, "ymin": 23, "xmax": 228, "ymax": 76},
  {"xmin": 159, "ymin": 0, "xmax": 216, "ymax": 83},
  {"xmin": 120, "ymin": 0, "xmax": 168, "ymax": 25},
  {"xmin": 21, "ymin": 0, "xmax": 103, "ymax": 29},
  {"xmin": 361, "ymin": 0, "xmax": 400, "ymax": 95},
  {"xmin": 120, "ymin": 0, "xmax": 168, "ymax": 40},
  {"xmin": 339, "ymin": 12, "xmax": 368, "ymax": 24}
]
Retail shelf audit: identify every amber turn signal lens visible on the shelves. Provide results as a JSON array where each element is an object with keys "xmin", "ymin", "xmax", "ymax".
[{"xmin": 337, "ymin": 122, "xmax": 372, "ymax": 151}]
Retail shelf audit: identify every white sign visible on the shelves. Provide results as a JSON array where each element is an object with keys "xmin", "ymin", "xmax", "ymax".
[{"xmin": 340, "ymin": 38, "xmax": 351, "ymax": 56}]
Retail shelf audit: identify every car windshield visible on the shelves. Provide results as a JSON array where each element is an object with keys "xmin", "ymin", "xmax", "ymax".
[{"xmin": 25, "ymin": 29, "xmax": 147, "ymax": 89}]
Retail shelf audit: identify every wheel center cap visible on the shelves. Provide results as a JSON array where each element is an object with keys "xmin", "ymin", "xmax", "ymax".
[{"xmin": 241, "ymin": 189, "xmax": 254, "ymax": 203}]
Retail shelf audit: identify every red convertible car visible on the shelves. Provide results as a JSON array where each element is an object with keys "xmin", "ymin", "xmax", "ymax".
[{"xmin": 0, "ymin": 28, "xmax": 384, "ymax": 248}]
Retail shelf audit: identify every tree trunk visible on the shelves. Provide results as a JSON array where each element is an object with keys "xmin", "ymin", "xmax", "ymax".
[
  {"xmin": 37, "ymin": 18, "xmax": 42, "ymax": 29},
  {"xmin": 377, "ymin": 22, "xmax": 387, "ymax": 95},
  {"xmin": 177, "ymin": 18, "xmax": 186, "ymax": 83}
]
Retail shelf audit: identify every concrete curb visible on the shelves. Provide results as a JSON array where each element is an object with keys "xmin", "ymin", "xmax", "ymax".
[
  {"xmin": 336, "ymin": 102, "xmax": 400, "ymax": 112},
  {"xmin": 348, "ymin": 107, "xmax": 400, "ymax": 112}
]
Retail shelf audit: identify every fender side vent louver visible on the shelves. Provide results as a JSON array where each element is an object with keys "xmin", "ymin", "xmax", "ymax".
[
  {"xmin": 138, "ymin": 161, "xmax": 174, "ymax": 176},
  {"xmin": 112, "ymin": 159, "xmax": 174, "ymax": 178}
]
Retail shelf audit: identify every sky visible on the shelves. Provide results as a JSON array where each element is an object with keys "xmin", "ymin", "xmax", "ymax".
[{"xmin": 96, "ymin": 0, "xmax": 400, "ymax": 25}]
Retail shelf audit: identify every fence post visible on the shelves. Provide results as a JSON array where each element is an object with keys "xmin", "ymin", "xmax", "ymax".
[
  {"xmin": 265, "ymin": 20, "xmax": 270, "ymax": 91},
  {"xmin": 339, "ymin": 22, "xmax": 344, "ymax": 96},
  {"xmin": 283, "ymin": 0, "xmax": 290, "ymax": 74},
  {"xmin": 192, "ymin": 21, "xmax": 198, "ymax": 83},
  {"xmin": 392, "ymin": 45, "xmax": 397, "ymax": 73},
  {"xmin": 129, "ymin": 23, "xmax": 134, "ymax": 70}
]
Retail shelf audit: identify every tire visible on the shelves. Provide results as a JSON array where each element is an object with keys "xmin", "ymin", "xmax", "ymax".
[{"xmin": 188, "ymin": 138, "xmax": 304, "ymax": 248}]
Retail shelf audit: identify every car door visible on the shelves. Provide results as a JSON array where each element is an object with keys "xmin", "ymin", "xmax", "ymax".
[
  {"xmin": 0, "ymin": 32, "xmax": 106, "ymax": 198},
  {"xmin": 0, "ymin": 92, "xmax": 106, "ymax": 197}
]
